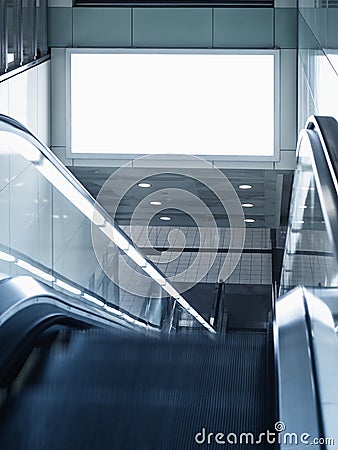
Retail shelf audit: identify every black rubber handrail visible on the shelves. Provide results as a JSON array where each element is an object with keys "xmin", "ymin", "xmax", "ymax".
[
  {"xmin": 303, "ymin": 116, "xmax": 338, "ymax": 264},
  {"xmin": 0, "ymin": 276, "xmax": 153, "ymax": 388}
]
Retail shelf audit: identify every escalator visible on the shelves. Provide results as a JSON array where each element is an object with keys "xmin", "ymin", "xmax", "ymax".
[
  {"xmin": 0, "ymin": 327, "xmax": 272, "ymax": 449},
  {"xmin": 0, "ymin": 115, "xmax": 337, "ymax": 449}
]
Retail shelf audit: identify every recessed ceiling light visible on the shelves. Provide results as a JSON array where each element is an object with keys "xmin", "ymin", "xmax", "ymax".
[
  {"xmin": 160, "ymin": 216, "xmax": 171, "ymax": 221},
  {"xmin": 242, "ymin": 203, "xmax": 254, "ymax": 208},
  {"xmin": 244, "ymin": 218, "xmax": 255, "ymax": 223},
  {"xmin": 138, "ymin": 182, "xmax": 151, "ymax": 188},
  {"xmin": 150, "ymin": 201, "xmax": 162, "ymax": 206},
  {"xmin": 239, "ymin": 184, "xmax": 252, "ymax": 190}
]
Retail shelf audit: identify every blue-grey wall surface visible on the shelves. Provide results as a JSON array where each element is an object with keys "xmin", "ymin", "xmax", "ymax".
[{"xmin": 48, "ymin": 6, "xmax": 297, "ymax": 50}]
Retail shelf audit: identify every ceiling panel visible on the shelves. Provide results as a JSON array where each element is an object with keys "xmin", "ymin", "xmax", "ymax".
[{"xmin": 69, "ymin": 166, "xmax": 292, "ymax": 229}]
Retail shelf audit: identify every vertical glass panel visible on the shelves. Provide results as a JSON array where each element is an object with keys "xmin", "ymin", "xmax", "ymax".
[
  {"xmin": 52, "ymin": 187, "xmax": 95, "ymax": 289},
  {"xmin": 1, "ymin": 0, "xmax": 47, "ymax": 74},
  {"xmin": 36, "ymin": 0, "xmax": 47, "ymax": 57},
  {"xmin": 6, "ymin": 0, "xmax": 15, "ymax": 69},
  {"xmin": 176, "ymin": 303, "xmax": 205, "ymax": 334},
  {"xmin": 10, "ymin": 164, "xmax": 41, "ymax": 262},
  {"xmin": 0, "ymin": 117, "xmax": 212, "ymax": 334},
  {"xmin": 0, "ymin": 0, "xmax": 8, "ymax": 72},
  {"xmin": 280, "ymin": 133, "xmax": 338, "ymax": 294},
  {"xmin": 22, "ymin": 0, "xmax": 36, "ymax": 62}
]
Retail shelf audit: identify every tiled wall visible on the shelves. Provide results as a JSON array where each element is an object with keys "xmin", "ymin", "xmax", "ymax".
[{"xmin": 121, "ymin": 225, "xmax": 272, "ymax": 285}]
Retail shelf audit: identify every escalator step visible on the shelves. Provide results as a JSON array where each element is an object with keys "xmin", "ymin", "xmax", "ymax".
[{"xmin": 0, "ymin": 329, "xmax": 273, "ymax": 449}]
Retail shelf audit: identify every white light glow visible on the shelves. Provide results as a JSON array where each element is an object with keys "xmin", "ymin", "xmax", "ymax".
[
  {"xmin": 150, "ymin": 201, "xmax": 162, "ymax": 206},
  {"xmin": 158, "ymin": 278, "xmax": 216, "ymax": 333},
  {"xmin": 0, "ymin": 251, "xmax": 15, "ymax": 262},
  {"xmin": 163, "ymin": 283, "xmax": 179, "ymax": 298},
  {"xmin": 105, "ymin": 304, "xmax": 123, "ymax": 316},
  {"xmin": 16, "ymin": 259, "xmax": 55, "ymax": 282},
  {"xmin": 159, "ymin": 216, "xmax": 171, "ymax": 221},
  {"xmin": 316, "ymin": 53, "xmax": 338, "ymax": 121},
  {"xmin": 112, "ymin": 229, "xmax": 130, "ymax": 250},
  {"xmin": 36, "ymin": 159, "xmax": 96, "ymax": 222},
  {"xmin": 7, "ymin": 53, "xmax": 14, "ymax": 64},
  {"xmin": 92, "ymin": 209, "xmax": 105, "ymax": 226},
  {"xmin": 100, "ymin": 223, "xmax": 130, "ymax": 250},
  {"xmin": 138, "ymin": 182, "xmax": 151, "ymax": 188},
  {"xmin": 143, "ymin": 263, "xmax": 166, "ymax": 285},
  {"xmin": 239, "ymin": 184, "xmax": 253, "ymax": 190},
  {"xmin": 0, "ymin": 131, "xmax": 41, "ymax": 162},
  {"xmin": 244, "ymin": 218, "xmax": 255, "ymax": 223},
  {"xmin": 242, "ymin": 203, "xmax": 254, "ymax": 208},
  {"xmin": 122, "ymin": 313, "xmax": 136, "ymax": 323},
  {"xmin": 125, "ymin": 246, "xmax": 147, "ymax": 268},
  {"xmin": 104, "ymin": 304, "xmax": 147, "ymax": 328},
  {"xmin": 56, "ymin": 279, "xmax": 81, "ymax": 295},
  {"xmin": 83, "ymin": 292, "xmax": 105, "ymax": 307},
  {"xmin": 175, "ymin": 294, "xmax": 192, "ymax": 311},
  {"xmin": 70, "ymin": 52, "xmax": 276, "ymax": 157}
]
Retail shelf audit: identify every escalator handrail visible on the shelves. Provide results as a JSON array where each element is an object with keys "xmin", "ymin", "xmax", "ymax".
[
  {"xmin": 0, "ymin": 274, "xmax": 161, "ymax": 388},
  {"xmin": 276, "ymin": 286, "xmax": 338, "ymax": 447},
  {"xmin": 0, "ymin": 114, "xmax": 214, "ymax": 333},
  {"xmin": 274, "ymin": 286, "xmax": 323, "ymax": 450},
  {"xmin": 0, "ymin": 275, "xmax": 147, "ymax": 387},
  {"xmin": 299, "ymin": 115, "xmax": 338, "ymax": 265},
  {"xmin": 307, "ymin": 116, "xmax": 338, "ymax": 195},
  {"xmin": 302, "ymin": 287, "xmax": 338, "ymax": 446},
  {"xmin": 0, "ymin": 276, "xmax": 148, "ymax": 332}
]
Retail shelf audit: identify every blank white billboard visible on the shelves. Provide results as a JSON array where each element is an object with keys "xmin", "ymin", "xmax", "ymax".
[{"xmin": 68, "ymin": 51, "xmax": 277, "ymax": 158}]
